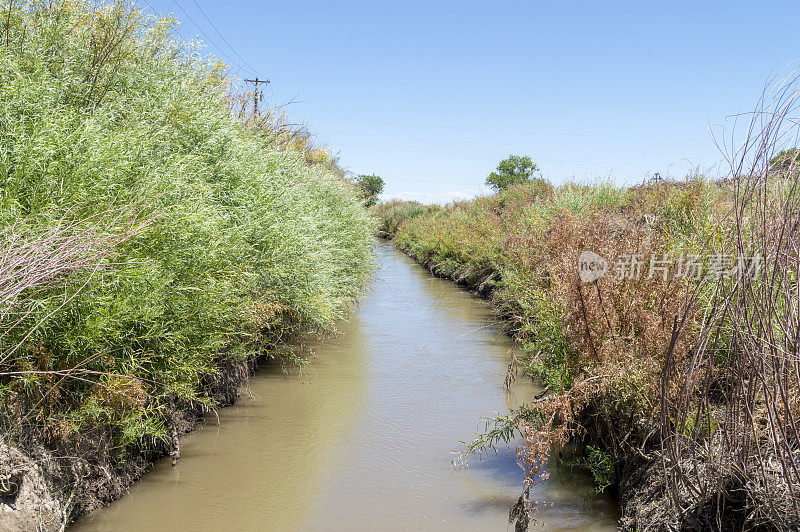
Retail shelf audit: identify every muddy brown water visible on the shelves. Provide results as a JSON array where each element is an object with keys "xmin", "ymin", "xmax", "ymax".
[{"xmin": 75, "ymin": 241, "xmax": 619, "ymax": 531}]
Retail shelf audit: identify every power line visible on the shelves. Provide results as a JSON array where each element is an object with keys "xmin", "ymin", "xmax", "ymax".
[
  {"xmin": 170, "ymin": 0, "xmax": 257, "ymax": 77},
  {"xmin": 269, "ymin": 83, "xmax": 278, "ymax": 109},
  {"xmin": 188, "ymin": 0, "xmax": 260, "ymax": 76},
  {"xmin": 314, "ymin": 127, "xmax": 698, "ymax": 156},
  {"xmin": 335, "ymin": 142, "xmax": 696, "ymax": 170},
  {"xmin": 132, "ymin": 0, "xmax": 254, "ymax": 79},
  {"xmin": 309, "ymin": 115, "xmax": 709, "ymax": 142}
]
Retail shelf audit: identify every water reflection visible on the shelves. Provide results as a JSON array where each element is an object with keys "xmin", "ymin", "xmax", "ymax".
[{"xmin": 75, "ymin": 242, "xmax": 618, "ymax": 531}]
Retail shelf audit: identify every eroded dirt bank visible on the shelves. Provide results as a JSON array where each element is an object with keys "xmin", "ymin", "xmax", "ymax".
[
  {"xmin": 386, "ymin": 238, "xmax": 676, "ymax": 531},
  {"xmin": 67, "ymin": 241, "xmax": 618, "ymax": 531},
  {"xmin": 0, "ymin": 356, "xmax": 256, "ymax": 531}
]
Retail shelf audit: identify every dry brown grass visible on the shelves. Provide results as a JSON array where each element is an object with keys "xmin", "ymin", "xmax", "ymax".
[
  {"xmin": 659, "ymin": 69, "xmax": 800, "ymax": 530},
  {"xmin": 381, "ymin": 119, "xmax": 800, "ymax": 528}
]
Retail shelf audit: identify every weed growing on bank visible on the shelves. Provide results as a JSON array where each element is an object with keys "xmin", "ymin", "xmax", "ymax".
[
  {"xmin": 377, "ymin": 111, "xmax": 800, "ymax": 528},
  {"xmin": 0, "ymin": 0, "xmax": 374, "ymax": 455},
  {"xmin": 561, "ymin": 445, "xmax": 615, "ymax": 493}
]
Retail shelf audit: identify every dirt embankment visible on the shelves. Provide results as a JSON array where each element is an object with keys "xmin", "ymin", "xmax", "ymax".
[
  {"xmin": 0, "ymin": 356, "xmax": 257, "ymax": 531},
  {"xmin": 388, "ymin": 238, "xmax": 676, "ymax": 531}
]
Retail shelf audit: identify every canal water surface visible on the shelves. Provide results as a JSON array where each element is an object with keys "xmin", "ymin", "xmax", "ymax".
[{"xmin": 76, "ymin": 241, "xmax": 619, "ymax": 531}]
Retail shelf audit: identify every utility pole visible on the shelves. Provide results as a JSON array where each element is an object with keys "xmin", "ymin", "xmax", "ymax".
[{"xmin": 244, "ymin": 77, "xmax": 270, "ymax": 116}]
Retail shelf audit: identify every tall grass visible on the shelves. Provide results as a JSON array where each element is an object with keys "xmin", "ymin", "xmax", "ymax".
[
  {"xmin": 0, "ymin": 0, "xmax": 373, "ymax": 453},
  {"xmin": 372, "ymin": 200, "xmax": 437, "ymax": 238},
  {"xmin": 661, "ymin": 70, "xmax": 800, "ymax": 528},
  {"xmin": 377, "ymin": 171, "xmax": 788, "ymax": 527}
]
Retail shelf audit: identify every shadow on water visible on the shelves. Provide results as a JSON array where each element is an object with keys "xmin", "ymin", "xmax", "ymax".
[
  {"xmin": 465, "ymin": 445, "xmax": 526, "ymax": 485},
  {"xmin": 75, "ymin": 241, "xmax": 619, "ymax": 531}
]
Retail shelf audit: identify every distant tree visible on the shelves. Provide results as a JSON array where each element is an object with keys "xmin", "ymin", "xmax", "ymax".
[
  {"xmin": 485, "ymin": 155, "xmax": 539, "ymax": 191},
  {"xmin": 769, "ymin": 148, "xmax": 800, "ymax": 171},
  {"xmin": 355, "ymin": 174, "xmax": 384, "ymax": 207}
]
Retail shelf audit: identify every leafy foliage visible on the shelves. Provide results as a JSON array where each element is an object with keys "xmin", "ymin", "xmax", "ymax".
[
  {"xmin": 0, "ymin": 0, "xmax": 374, "ymax": 452},
  {"xmin": 355, "ymin": 174, "xmax": 385, "ymax": 207},
  {"xmin": 769, "ymin": 147, "xmax": 800, "ymax": 169},
  {"xmin": 562, "ymin": 445, "xmax": 616, "ymax": 493},
  {"xmin": 376, "ymin": 177, "xmax": 730, "ymax": 495},
  {"xmin": 485, "ymin": 155, "xmax": 541, "ymax": 191},
  {"xmin": 371, "ymin": 200, "xmax": 437, "ymax": 237}
]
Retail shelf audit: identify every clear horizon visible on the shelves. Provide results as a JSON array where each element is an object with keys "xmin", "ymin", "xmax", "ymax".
[{"xmin": 149, "ymin": 0, "xmax": 800, "ymax": 203}]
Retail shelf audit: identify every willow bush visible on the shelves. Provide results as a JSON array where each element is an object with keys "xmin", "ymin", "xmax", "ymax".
[{"xmin": 0, "ymin": 0, "xmax": 373, "ymax": 451}]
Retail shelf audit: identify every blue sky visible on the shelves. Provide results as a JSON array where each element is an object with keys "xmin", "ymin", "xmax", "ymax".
[{"xmin": 150, "ymin": 1, "xmax": 800, "ymax": 203}]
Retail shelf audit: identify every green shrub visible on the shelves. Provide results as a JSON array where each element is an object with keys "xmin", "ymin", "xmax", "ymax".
[
  {"xmin": 372, "ymin": 200, "xmax": 438, "ymax": 238},
  {"xmin": 562, "ymin": 445, "xmax": 616, "ymax": 493},
  {"xmin": 0, "ymin": 0, "xmax": 373, "ymax": 450},
  {"xmin": 355, "ymin": 174, "xmax": 384, "ymax": 207}
]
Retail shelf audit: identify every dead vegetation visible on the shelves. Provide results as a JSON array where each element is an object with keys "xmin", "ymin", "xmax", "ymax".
[{"xmin": 377, "ymin": 70, "xmax": 800, "ymax": 530}]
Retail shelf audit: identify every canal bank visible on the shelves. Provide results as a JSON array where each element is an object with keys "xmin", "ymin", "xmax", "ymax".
[{"xmin": 74, "ymin": 241, "xmax": 618, "ymax": 531}]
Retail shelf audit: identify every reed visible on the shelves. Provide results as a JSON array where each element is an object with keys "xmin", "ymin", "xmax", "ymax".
[
  {"xmin": 376, "ymin": 103, "xmax": 800, "ymax": 527},
  {"xmin": 0, "ymin": 0, "xmax": 374, "ymax": 455}
]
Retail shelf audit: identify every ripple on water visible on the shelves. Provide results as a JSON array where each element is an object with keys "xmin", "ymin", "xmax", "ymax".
[{"xmin": 74, "ymin": 241, "xmax": 619, "ymax": 531}]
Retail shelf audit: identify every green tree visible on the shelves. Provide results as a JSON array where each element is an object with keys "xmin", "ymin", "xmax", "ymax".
[
  {"xmin": 769, "ymin": 148, "xmax": 800, "ymax": 170},
  {"xmin": 355, "ymin": 174, "xmax": 385, "ymax": 207},
  {"xmin": 485, "ymin": 155, "xmax": 540, "ymax": 191}
]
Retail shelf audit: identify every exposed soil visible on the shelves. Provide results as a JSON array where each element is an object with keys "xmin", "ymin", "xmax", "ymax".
[
  {"xmin": 389, "ymin": 239, "xmax": 678, "ymax": 531},
  {"xmin": 397, "ymin": 236, "xmax": 800, "ymax": 531},
  {"xmin": 0, "ymin": 355, "xmax": 259, "ymax": 531},
  {"xmin": 2, "ymin": 236, "xmax": 758, "ymax": 531}
]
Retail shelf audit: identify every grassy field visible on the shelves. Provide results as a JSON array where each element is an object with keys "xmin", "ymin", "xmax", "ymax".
[
  {"xmin": 0, "ymin": 0, "xmax": 373, "ymax": 485},
  {"xmin": 376, "ymin": 156, "xmax": 800, "ymax": 529}
]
